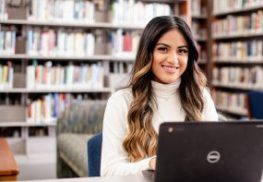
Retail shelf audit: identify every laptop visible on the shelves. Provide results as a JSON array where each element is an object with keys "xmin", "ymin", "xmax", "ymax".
[{"xmin": 154, "ymin": 122, "xmax": 263, "ymax": 182}]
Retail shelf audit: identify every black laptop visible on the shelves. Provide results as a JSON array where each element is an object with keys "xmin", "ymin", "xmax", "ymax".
[{"xmin": 155, "ymin": 122, "xmax": 263, "ymax": 182}]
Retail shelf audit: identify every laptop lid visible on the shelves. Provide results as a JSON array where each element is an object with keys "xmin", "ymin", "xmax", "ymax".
[{"xmin": 155, "ymin": 122, "xmax": 263, "ymax": 182}]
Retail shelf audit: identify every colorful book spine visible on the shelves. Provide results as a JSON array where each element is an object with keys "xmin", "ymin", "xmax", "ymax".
[
  {"xmin": 0, "ymin": 26, "xmax": 16, "ymax": 54},
  {"xmin": 26, "ymin": 61, "xmax": 105, "ymax": 89},
  {"xmin": 213, "ymin": 10, "xmax": 263, "ymax": 37},
  {"xmin": 213, "ymin": 0, "xmax": 263, "ymax": 14},
  {"xmin": 110, "ymin": 1, "xmax": 172, "ymax": 25},
  {"xmin": 214, "ymin": 40, "xmax": 263, "ymax": 60},
  {"xmin": 213, "ymin": 66, "xmax": 263, "ymax": 88},
  {"xmin": 213, "ymin": 90, "xmax": 247, "ymax": 114},
  {"xmin": 0, "ymin": 61, "xmax": 14, "ymax": 89},
  {"xmin": 26, "ymin": 27, "xmax": 96, "ymax": 56},
  {"xmin": 27, "ymin": 0, "xmax": 95, "ymax": 23},
  {"xmin": 26, "ymin": 93, "xmax": 90, "ymax": 124}
]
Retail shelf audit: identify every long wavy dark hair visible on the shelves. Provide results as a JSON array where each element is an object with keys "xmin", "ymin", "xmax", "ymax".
[{"xmin": 123, "ymin": 16, "xmax": 207, "ymax": 162}]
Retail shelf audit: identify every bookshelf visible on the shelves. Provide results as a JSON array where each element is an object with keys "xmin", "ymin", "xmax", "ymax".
[
  {"xmin": 211, "ymin": 0, "xmax": 263, "ymax": 118},
  {"xmin": 191, "ymin": 0, "xmax": 210, "ymax": 79},
  {"xmin": 0, "ymin": 0, "xmax": 192, "ymax": 179}
]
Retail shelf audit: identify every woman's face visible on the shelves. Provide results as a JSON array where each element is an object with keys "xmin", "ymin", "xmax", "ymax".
[{"xmin": 152, "ymin": 28, "xmax": 188, "ymax": 84}]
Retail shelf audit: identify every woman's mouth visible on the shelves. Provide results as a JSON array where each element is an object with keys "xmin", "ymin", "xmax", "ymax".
[{"xmin": 161, "ymin": 65, "xmax": 179, "ymax": 73}]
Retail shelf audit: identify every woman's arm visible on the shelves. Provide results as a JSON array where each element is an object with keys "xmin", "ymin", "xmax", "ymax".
[{"xmin": 100, "ymin": 90, "xmax": 152, "ymax": 176}]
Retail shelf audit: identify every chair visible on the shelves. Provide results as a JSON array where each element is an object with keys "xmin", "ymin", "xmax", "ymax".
[
  {"xmin": 247, "ymin": 91, "xmax": 263, "ymax": 119},
  {"xmin": 87, "ymin": 132, "xmax": 103, "ymax": 177},
  {"xmin": 56, "ymin": 100, "xmax": 106, "ymax": 178}
]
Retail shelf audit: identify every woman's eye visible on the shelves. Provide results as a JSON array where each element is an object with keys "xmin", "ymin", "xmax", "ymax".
[
  {"xmin": 157, "ymin": 47, "xmax": 168, "ymax": 53},
  {"xmin": 178, "ymin": 49, "xmax": 188, "ymax": 55}
]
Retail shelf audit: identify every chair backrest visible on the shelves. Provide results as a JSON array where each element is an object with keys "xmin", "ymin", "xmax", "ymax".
[
  {"xmin": 247, "ymin": 91, "xmax": 263, "ymax": 119},
  {"xmin": 87, "ymin": 132, "xmax": 102, "ymax": 176}
]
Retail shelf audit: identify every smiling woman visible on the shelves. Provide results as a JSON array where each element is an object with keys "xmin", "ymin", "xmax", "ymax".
[
  {"xmin": 152, "ymin": 28, "xmax": 188, "ymax": 84},
  {"xmin": 100, "ymin": 16, "xmax": 218, "ymax": 177}
]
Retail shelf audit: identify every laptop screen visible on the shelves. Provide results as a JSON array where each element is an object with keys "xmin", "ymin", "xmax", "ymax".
[{"xmin": 155, "ymin": 122, "xmax": 263, "ymax": 182}]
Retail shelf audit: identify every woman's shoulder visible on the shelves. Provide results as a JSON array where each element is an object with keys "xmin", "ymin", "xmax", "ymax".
[
  {"xmin": 108, "ymin": 87, "xmax": 133, "ymax": 105},
  {"xmin": 202, "ymin": 87, "xmax": 211, "ymax": 97}
]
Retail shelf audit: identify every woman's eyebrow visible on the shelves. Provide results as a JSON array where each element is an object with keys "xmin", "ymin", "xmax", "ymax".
[
  {"xmin": 178, "ymin": 45, "xmax": 188, "ymax": 49},
  {"xmin": 155, "ymin": 43, "xmax": 170, "ymax": 47}
]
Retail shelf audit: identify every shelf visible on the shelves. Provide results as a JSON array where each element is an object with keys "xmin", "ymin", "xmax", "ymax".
[
  {"xmin": 0, "ymin": 88, "xmax": 27, "ymax": 93},
  {"xmin": 213, "ymin": 31, "xmax": 263, "ymax": 40},
  {"xmin": 214, "ymin": 59, "xmax": 263, "ymax": 64},
  {"xmin": 0, "ymin": 87, "xmax": 112, "ymax": 93},
  {"xmin": 213, "ymin": 4, "xmax": 263, "ymax": 17},
  {"xmin": 192, "ymin": 14, "xmax": 207, "ymax": 19},
  {"xmin": 0, "ymin": 54, "xmax": 135, "ymax": 62},
  {"xmin": 212, "ymin": 82, "xmax": 263, "ymax": 91},
  {"xmin": 216, "ymin": 106, "xmax": 247, "ymax": 116},
  {"xmin": 0, "ymin": 19, "xmax": 145, "ymax": 30},
  {"xmin": 194, "ymin": 37, "xmax": 207, "ymax": 42},
  {"xmin": 0, "ymin": 121, "xmax": 56, "ymax": 127}
]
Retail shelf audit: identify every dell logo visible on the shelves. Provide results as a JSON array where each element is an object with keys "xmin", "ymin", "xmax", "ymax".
[{"xmin": 207, "ymin": 151, "xmax": 221, "ymax": 163}]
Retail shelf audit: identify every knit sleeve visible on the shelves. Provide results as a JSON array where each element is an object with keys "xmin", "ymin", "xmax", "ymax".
[
  {"xmin": 100, "ymin": 90, "xmax": 152, "ymax": 176},
  {"xmin": 202, "ymin": 88, "xmax": 219, "ymax": 121}
]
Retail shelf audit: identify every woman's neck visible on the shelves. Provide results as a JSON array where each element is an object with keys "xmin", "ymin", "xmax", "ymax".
[{"xmin": 151, "ymin": 78, "xmax": 181, "ymax": 98}]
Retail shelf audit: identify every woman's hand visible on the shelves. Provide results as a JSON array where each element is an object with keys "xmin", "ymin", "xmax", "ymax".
[{"xmin": 149, "ymin": 157, "xmax": 156, "ymax": 170}]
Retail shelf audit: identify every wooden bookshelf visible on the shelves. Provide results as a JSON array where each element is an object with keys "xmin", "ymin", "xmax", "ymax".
[
  {"xmin": 212, "ymin": 82, "xmax": 263, "ymax": 91},
  {"xmin": 211, "ymin": 0, "xmax": 263, "ymax": 118},
  {"xmin": 191, "ymin": 0, "xmax": 210, "ymax": 79},
  {"xmin": 213, "ymin": 3, "xmax": 263, "ymax": 16}
]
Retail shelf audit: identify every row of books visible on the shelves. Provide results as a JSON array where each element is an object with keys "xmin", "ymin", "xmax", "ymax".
[
  {"xmin": 110, "ymin": 1, "xmax": 171, "ymax": 25},
  {"xmin": 109, "ymin": 30, "xmax": 140, "ymax": 57},
  {"xmin": 213, "ymin": 10, "xmax": 263, "ymax": 36},
  {"xmin": 1, "ymin": 25, "xmax": 141, "ymax": 57},
  {"xmin": 109, "ymin": 61, "xmax": 133, "ymax": 74},
  {"xmin": 191, "ymin": 0, "xmax": 206, "ymax": 16},
  {"xmin": 27, "ymin": 0, "xmax": 95, "ymax": 22},
  {"xmin": 213, "ymin": 90, "xmax": 247, "ymax": 114},
  {"xmin": 1, "ymin": 0, "xmax": 173, "ymax": 26},
  {"xmin": 213, "ymin": 66, "xmax": 263, "ymax": 87},
  {"xmin": 26, "ymin": 93, "xmax": 86, "ymax": 124},
  {"xmin": 26, "ymin": 61, "xmax": 104, "ymax": 89},
  {"xmin": 0, "ymin": 27, "xmax": 16, "ymax": 54},
  {"xmin": 213, "ymin": 40, "xmax": 263, "ymax": 60},
  {"xmin": 196, "ymin": 44, "xmax": 207, "ymax": 61},
  {"xmin": 27, "ymin": 27, "xmax": 95, "ymax": 56},
  {"xmin": 213, "ymin": 0, "xmax": 263, "ymax": 14},
  {"xmin": 0, "ymin": 62, "xmax": 13, "ymax": 89},
  {"xmin": 192, "ymin": 21, "xmax": 207, "ymax": 39},
  {"xmin": 0, "ymin": 0, "xmax": 7, "ymax": 19}
]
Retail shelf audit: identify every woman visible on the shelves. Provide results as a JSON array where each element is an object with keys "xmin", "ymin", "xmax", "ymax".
[{"xmin": 100, "ymin": 16, "xmax": 218, "ymax": 176}]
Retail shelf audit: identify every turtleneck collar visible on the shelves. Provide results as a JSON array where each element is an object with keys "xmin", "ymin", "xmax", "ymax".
[{"xmin": 151, "ymin": 78, "xmax": 181, "ymax": 98}]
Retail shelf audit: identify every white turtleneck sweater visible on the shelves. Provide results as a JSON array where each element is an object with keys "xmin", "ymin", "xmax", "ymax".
[{"xmin": 100, "ymin": 79, "xmax": 218, "ymax": 177}]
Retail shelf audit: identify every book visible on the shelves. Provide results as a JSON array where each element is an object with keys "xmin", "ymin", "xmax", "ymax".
[{"xmin": 26, "ymin": 61, "xmax": 105, "ymax": 89}]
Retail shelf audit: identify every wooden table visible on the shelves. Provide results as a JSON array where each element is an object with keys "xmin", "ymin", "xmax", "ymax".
[{"xmin": 0, "ymin": 138, "xmax": 19, "ymax": 181}]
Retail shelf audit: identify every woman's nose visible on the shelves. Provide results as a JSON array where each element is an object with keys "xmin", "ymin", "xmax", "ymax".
[{"xmin": 167, "ymin": 52, "xmax": 179, "ymax": 64}]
